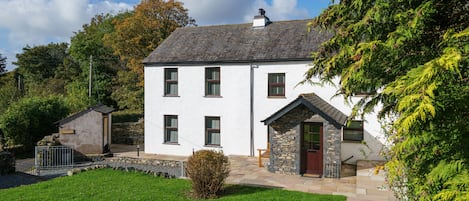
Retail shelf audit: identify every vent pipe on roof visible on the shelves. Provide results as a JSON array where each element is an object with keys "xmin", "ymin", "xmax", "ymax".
[{"xmin": 253, "ymin": 8, "xmax": 271, "ymax": 28}]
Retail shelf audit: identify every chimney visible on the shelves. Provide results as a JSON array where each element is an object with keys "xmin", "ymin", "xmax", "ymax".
[{"xmin": 252, "ymin": 8, "xmax": 271, "ymax": 28}]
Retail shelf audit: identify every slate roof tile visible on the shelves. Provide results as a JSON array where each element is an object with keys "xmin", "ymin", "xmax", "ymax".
[{"xmin": 143, "ymin": 19, "xmax": 331, "ymax": 65}]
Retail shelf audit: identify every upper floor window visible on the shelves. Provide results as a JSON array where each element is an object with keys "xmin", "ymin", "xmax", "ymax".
[
  {"xmin": 343, "ymin": 120, "xmax": 364, "ymax": 141},
  {"xmin": 164, "ymin": 115, "xmax": 178, "ymax": 143},
  {"xmin": 164, "ymin": 68, "xmax": 178, "ymax": 96},
  {"xmin": 205, "ymin": 116, "xmax": 220, "ymax": 146},
  {"xmin": 205, "ymin": 67, "xmax": 220, "ymax": 96},
  {"xmin": 268, "ymin": 73, "xmax": 285, "ymax": 97}
]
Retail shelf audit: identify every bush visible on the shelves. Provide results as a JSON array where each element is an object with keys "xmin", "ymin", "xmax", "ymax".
[
  {"xmin": 0, "ymin": 151, "xmax": 15, "ymax": 175},
  {"xmin": 185, "ymin": 150, "xmax": 230, "ymax": 199},
  {"xmin": 0, "ymin": 96, "xmax": 69, "ymax": 150},
  {"xmin": 112, "ymin": 110, "xmax": 143, "ymax": 123}
]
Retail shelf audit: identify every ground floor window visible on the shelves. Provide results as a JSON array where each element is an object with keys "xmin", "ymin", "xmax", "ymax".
[
  {"xmin": 205, "ymin": 116, "xmax": 220, "ymax": 146},
  {"xmin": 343, "ymin": 120, "xmax": 364, "ymax": 141},
  {"xmin": 164, "ymin": 115, "xmax": 178, "ymax": 143}
]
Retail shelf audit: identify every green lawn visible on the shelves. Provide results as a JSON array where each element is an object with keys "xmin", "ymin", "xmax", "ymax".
[{"xmin": 0, "ymin": 169, "xmax": 346, "ymax": 201}]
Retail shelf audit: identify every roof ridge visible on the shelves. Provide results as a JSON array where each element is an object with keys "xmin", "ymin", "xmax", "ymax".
[{"xmin": 180, "ymin": 18, "xmax": 312, "ymax": 30}]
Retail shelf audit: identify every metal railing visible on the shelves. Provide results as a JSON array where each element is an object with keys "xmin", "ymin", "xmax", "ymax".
[
  {"xmin": 35, "ymin": 146, "xmax": 74, "ymax": 174},
  {"xmin": 325, "ymin": 162, "xmax": 341, "ymax": 178}
]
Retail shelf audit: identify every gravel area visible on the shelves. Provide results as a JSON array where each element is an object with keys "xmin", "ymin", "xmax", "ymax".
[{"xmin": 0, "ymin": 158, "xmax": 69, "ymax": 190}]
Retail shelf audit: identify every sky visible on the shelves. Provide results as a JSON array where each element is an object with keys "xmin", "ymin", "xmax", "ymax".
[{"xmin": 0, "ymin": 0, "xmax": 333, "ymax": 71}]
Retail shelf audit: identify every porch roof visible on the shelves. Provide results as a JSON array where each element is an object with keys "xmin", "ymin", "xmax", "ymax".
[{"xmin": 262, "ymin": 93, "xmax": 348, "ymax": 129}]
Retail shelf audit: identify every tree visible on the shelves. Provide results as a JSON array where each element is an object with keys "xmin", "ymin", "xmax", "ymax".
[
  {"xmin": 0, "ymin": 96, "xmax": 69, "ymax": 150},
  {"xmin": 13, "ymin": 43, "xmax": 78, "ymax": 97},
  {"xmin": 306, "ymin": 0, "xmax": 468, "ymax": 200},
  {"xmin": 15, "ymin": 43, "xmax": 69, "ymax": 81},
  {"xmin": 0, "ymin": 71, "xmax": 23, "ymax": 114},
  {"xmin": 0, "ymin": 53, "xmax": 6, "ymax": 73},
  {"xmin": 69, "ymin": 14, "xmax": 125, "ymax": 110},
  {"xmin": 104, "ymin": 0, "xmax": 194, "ymax": 111}
]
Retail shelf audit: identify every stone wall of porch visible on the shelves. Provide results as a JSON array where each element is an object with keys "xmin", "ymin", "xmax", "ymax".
[{"xmin": 267, "ymin": 105, "xmax": 342, "ymax": 178}]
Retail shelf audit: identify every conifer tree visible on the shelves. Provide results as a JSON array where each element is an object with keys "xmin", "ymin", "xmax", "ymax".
[{"xmin": 307, "ymin": 0, "xmax": 468, "ymax": 200}]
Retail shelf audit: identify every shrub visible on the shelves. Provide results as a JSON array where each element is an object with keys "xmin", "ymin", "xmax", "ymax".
[
  {"xmin": 0, "ymin": 96, "xmax": 69, "ymax": 150},
  {"xmin": 0, "ymin": 151, "xmax": 15, "ymax": 175},
  {"xmin": 185, "ymin": 150, "xmax": 230, "ymax": 199},
  {"xmin": 112, "ymin": 110, "xmax": 143, "ymax": 123}
]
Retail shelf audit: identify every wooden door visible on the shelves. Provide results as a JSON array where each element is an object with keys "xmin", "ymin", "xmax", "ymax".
[
  {"xmin": 301, "ymin": 123, "xmax": 323, "ymax": 176},
  {"xmin": 103, "ymin": 115, "xmax": 109, "ymax": 153}
]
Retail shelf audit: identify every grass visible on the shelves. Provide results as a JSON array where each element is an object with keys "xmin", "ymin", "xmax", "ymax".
[{"xmin": 0, "ymin": 169, "xmax": 346, "ymax": 201}]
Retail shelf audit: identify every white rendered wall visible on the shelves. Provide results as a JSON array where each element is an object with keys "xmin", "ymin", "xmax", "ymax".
[
  {"xmin": 145, "ymin": 64, "xmax": 251, "ymax": 156},
  {"xmin": 145, "ymin": 62, "xmax": 386, "ymax": 160}
]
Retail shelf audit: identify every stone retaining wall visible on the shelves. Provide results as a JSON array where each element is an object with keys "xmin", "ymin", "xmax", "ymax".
[
  {"xmin": 112, "ymin": 120, "xmax": 144, "ymax": 145},
  {"xmin": 35, "ymin": 157, "xmax": 187, "ymax": 178},
  {"xmin": 0, "ymin": 151, "xmax": 15, "ymax": 175},
  {"xmin": 102, "ymin": 157, "xmax": 186, "ymax": 178}
]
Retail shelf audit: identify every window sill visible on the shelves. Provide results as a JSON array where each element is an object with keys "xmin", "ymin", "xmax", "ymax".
[
  {"xmin": 267, "ymin": 96, "xmax": 286, "ymax": 99},
  {"xmin": 163, "ymin": 142, "xmax": 180, "ymax": 145},
  {"xmin": 204, "ymin": 145, "xmax": 222, "ymax": 148},
  {"xmin": 204, "ymin": 95, "xmax": 223, "ymax": 98},
  {"xmin": 342, "ymin": 140, "xmax": 363, "ymax": 143},
  {"xmin": 163, "ymin": 95, "xmax": 180, "ymax": 97}
]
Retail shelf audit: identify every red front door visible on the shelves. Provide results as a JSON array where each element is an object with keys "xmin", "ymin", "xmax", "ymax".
[{"xmin": 301, "ymin": 123, "xmax": 323, "ymax": 176}]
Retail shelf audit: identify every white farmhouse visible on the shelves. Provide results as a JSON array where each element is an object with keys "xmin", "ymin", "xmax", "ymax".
[{"xmin": 143, "ymin": 10, "xmax": 385, "ymax": 177}]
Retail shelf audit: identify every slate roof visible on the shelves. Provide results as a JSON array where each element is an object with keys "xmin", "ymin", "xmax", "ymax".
[
  {"xmin": 56, "ymin": 104, "xmax": 115, "ymax": 125},
  {"xmin": 262, "ymin": 93, "xmax": 348, "ymax": 129},
  {"xmin": 143, "ymin": 19, "xmax": 331, "ymax": 65}
]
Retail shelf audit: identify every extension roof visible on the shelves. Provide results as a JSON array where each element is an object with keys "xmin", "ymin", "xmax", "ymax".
[
  {"xmin": 143, "ymin": 19, "xmax": 331, "ymax": 65},
  {"xmin": 262, "ymin": 93, "xmax": 348, "ymax": 129},
  {"xmin": 56, "ymin": 104, "xmax": 115, "ymax": 125}
]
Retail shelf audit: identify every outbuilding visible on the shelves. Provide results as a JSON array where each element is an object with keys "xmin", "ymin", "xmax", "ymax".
[{"xmin": 56, "ymin": 104, "xmax": 114, "ymax": 155}]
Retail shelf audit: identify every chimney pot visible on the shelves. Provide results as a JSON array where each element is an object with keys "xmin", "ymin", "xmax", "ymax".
[
  {"xmin": 253, "ymin": 8, "xmax": 271, "ymax": 28},
  {"xmin": 259, "ymin": 8, "xmax": 265, "ymax": 16}
]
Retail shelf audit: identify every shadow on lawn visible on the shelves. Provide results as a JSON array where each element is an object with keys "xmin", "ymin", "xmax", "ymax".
[{"xmin": 220, "ymin": 184, "xmax": 283, "ymax": 197}]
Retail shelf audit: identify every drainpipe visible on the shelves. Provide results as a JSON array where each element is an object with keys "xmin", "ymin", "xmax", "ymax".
[{"xmin": 250, "ymin": 64, "xmax": 258, "ymax": 156}]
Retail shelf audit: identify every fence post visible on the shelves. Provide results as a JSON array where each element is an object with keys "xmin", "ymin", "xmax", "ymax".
[{"xmin": 180, "ymin": 161, "xmax": 185, "ymax": 177}]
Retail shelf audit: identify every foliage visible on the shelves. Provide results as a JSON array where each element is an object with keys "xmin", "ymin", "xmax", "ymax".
[
  {"xmin": 111, "ymin": 70, "xmax": 144, "ymax": 112},
  {"xmin": 63, "ymin": 80, "xmax": 91, "ymax": 113},
  {"xmin": 69, "ymin": 13, "xmax": 125, "ymax": 108},
  {"xmin": 0, "ymin": 151, "xmax": 15, "ymax": 175},
  {"xmin": 104, "ymin": 0, "xmax": 195, "ymax": 111},
  {"xmin": 13, "ymin": 43, "xmax": 80, "ymax": 97},
  {"xmin": 14, "ymin": 43, "xmax": 69, "ymax": 81},
  {"xmin": 0, "ymin": 168, "xmax": 345, "ymax": 201},
  {"xmin": 0, "ymin": 53, "xmax": 6, "ymax": 73},
  {"xmin": 0, "ymin": 96, "xmax": 69, "ymax": 150},
  {"xmin": 186, "ymin": 150, "xmax": 230, "ymax": 199},
  {"xmin": 112, "ymin": 109, "xmax": 143, "ymax": 123},
  {"xmin": 0, "ymin": 71, "xmax": 23, "ymax": 114},
  {"xmin": 307, "ymin": 0, "xmax": 468, "ymax": 200}
]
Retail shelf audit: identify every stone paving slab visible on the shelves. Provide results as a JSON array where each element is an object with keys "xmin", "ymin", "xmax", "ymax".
[{"xmin": 226, "ymin": 155, "xmax": 396, "ymax": 201}]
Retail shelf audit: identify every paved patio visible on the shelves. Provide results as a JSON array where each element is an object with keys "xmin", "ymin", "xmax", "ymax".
[{"xmin": 111, "ymin": 144, "xmax": 396, "ymax": 201}]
